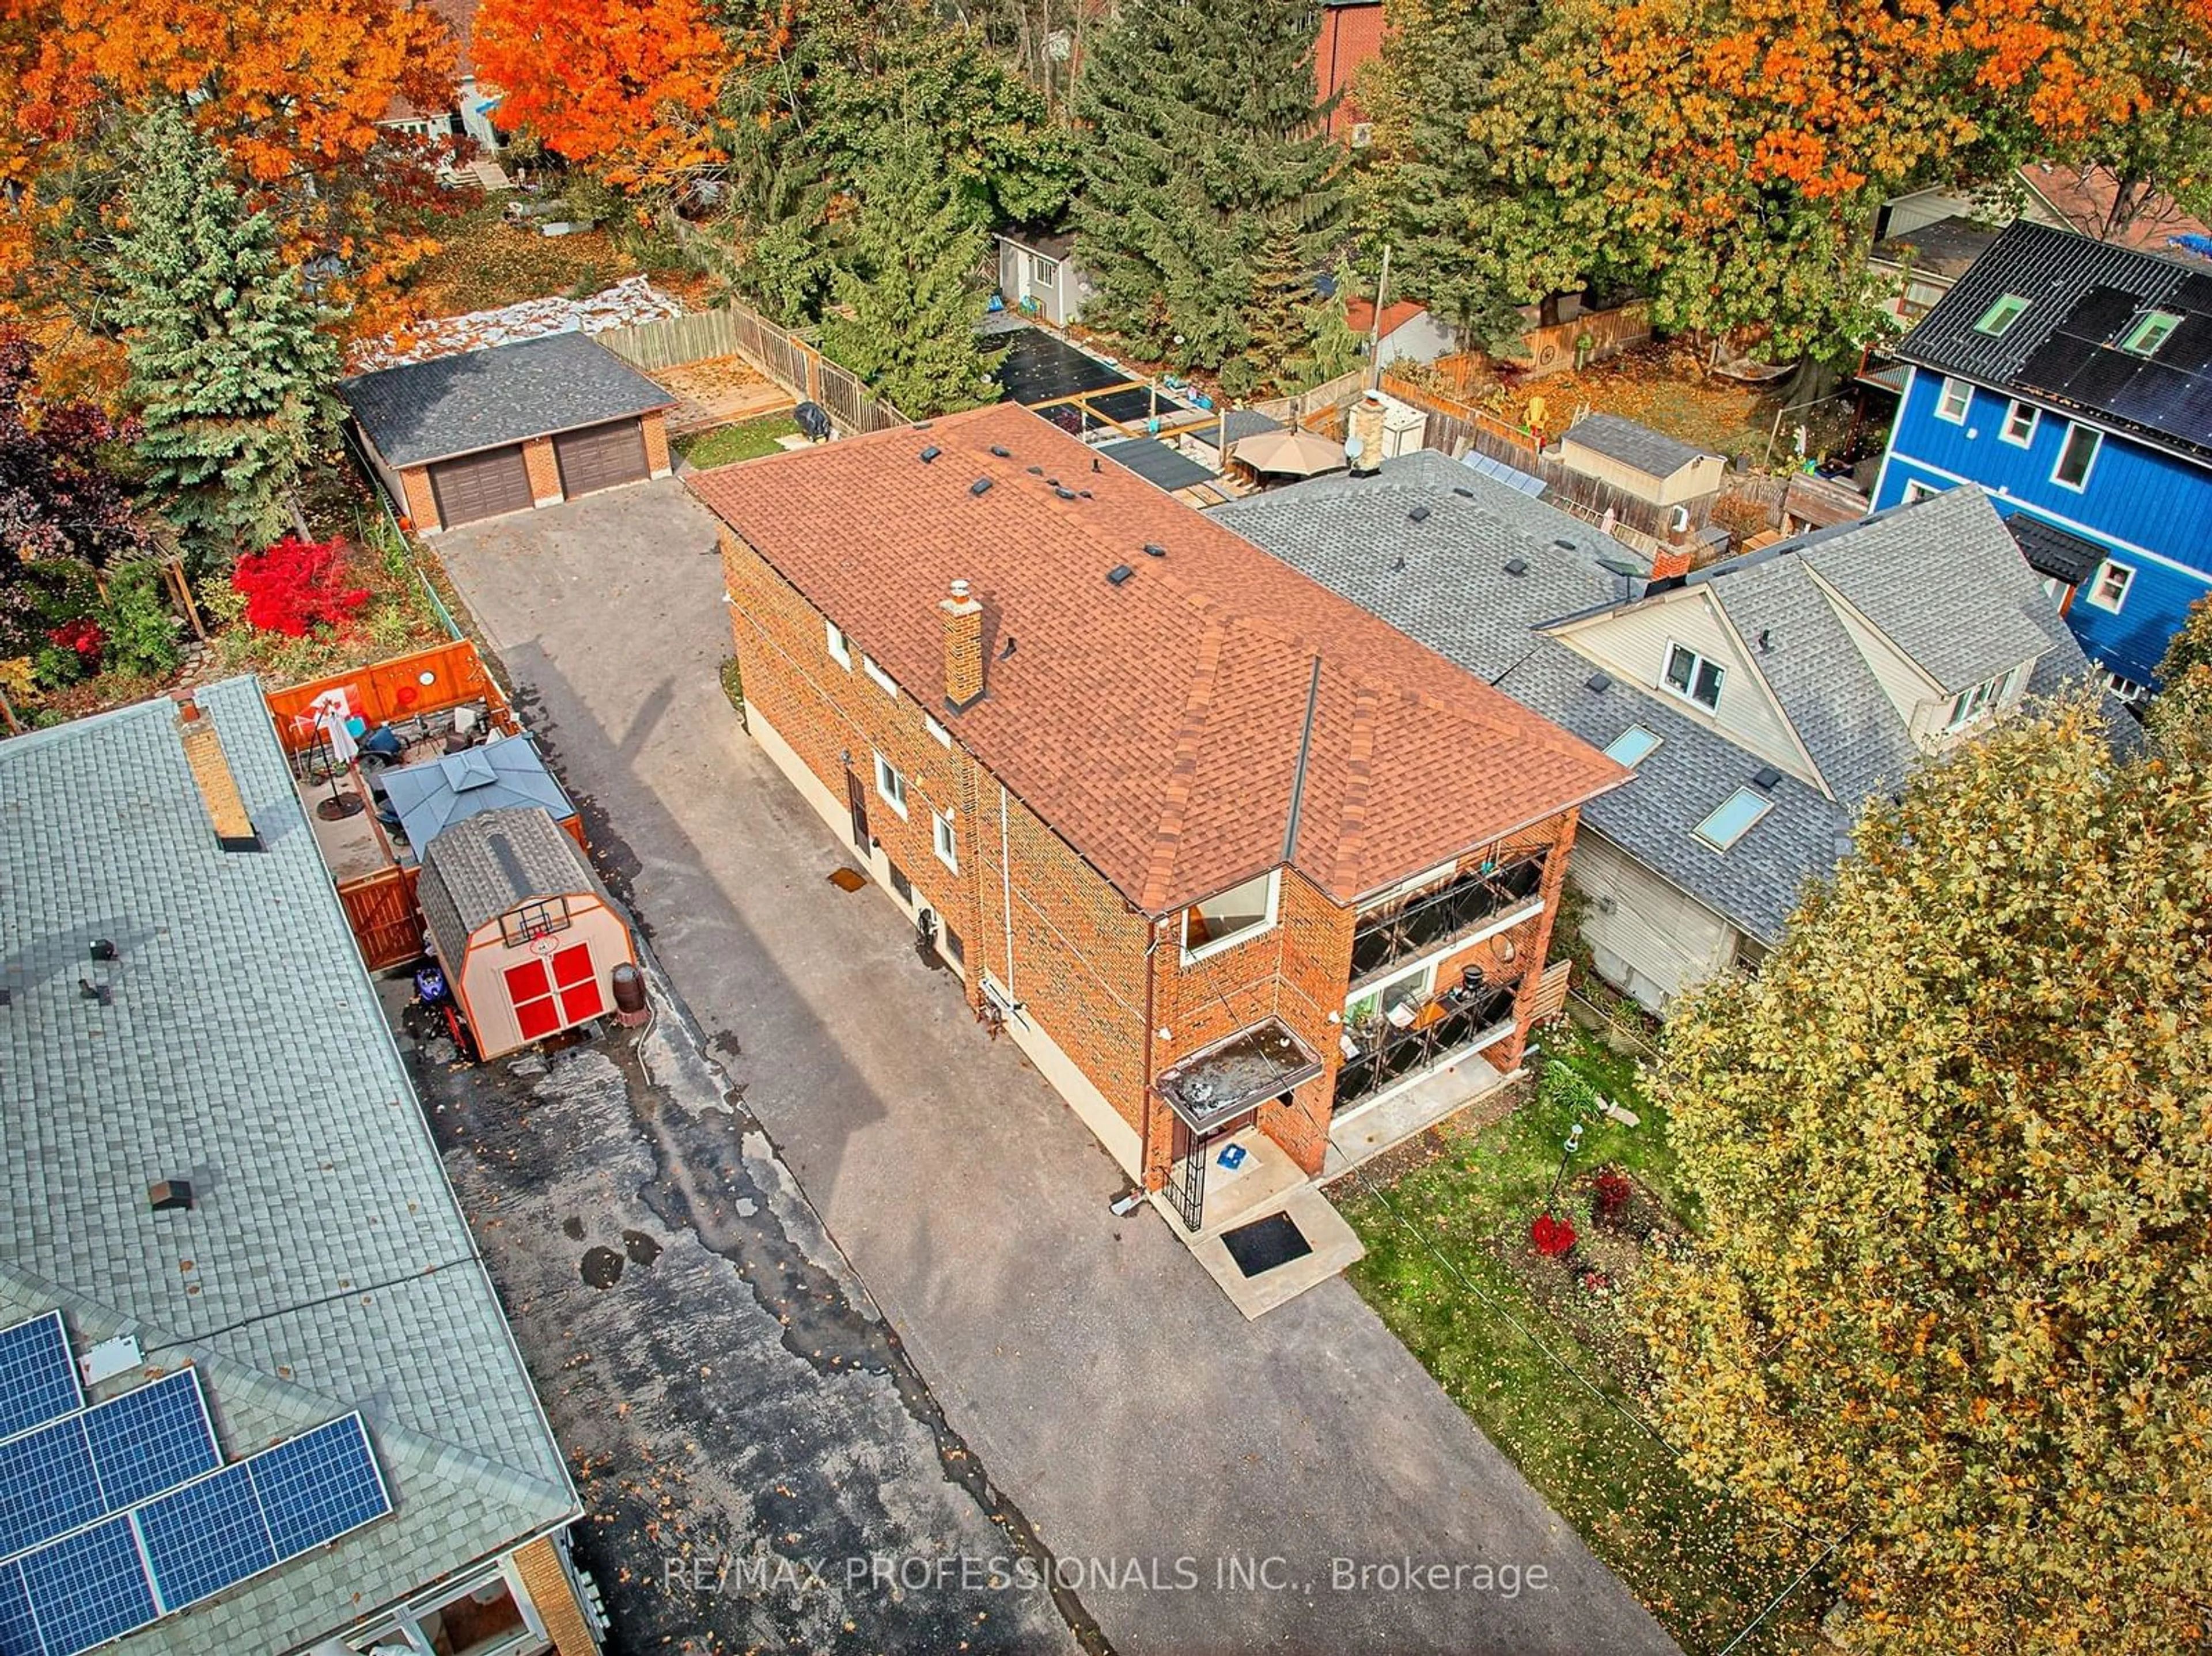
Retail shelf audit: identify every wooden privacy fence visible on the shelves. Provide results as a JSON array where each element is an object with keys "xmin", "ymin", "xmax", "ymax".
[
  {"xmin": 597, "ymin": 303, "xmax": 911, "ymax": 436},
  {"xmin": 264, "ymin": 639, "xmax": 514, "ymax": 754}
]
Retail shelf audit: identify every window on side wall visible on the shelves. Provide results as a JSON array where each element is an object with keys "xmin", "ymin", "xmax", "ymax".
[
  {"xmin": 1179, "ymin": 869, "xmax": 1279, "ymax": 962},
  {"xmin": 2000, "ymin": 401, "xmax": 2037, "ymax": 446},
  {"xmin": 1935, "ymin": 377, "xmax": 1973, "ymax": 423},
  {"xmin": 825, "ymin": 621, "xmax": 852, "ymax": 668},
  {"xmin": 873, "ymin": 752, "xmax": 908, "ymax": 817},
  {"xmin": 2086, "ymin": 560, "xmax": 2134, "ymax": 612},
  {"xmin": 1902, "ymin": 479, "xmax": 1940, "ymax": 505},
  {"xmin": 2106, "ymin": 671, "xmax": 2148, "ymax": 704},
  {"xmin": 1945, "ymin": 665, "xmax": 2018, "ymax": 731},
  {"xmin": 1662, "ymin": 642, "xmax": 1724, "ymax": 711},
  {"xmin": 862, "ymin": 653, "xmax": 900, "ymax": 698},
  {"xmin": 2052, "ymin": 423, "xmax": 2101, "ymax": 490},
  {"xmin": 933, "ymin": 809, "xmax": 957, "ymax": 870},
  {"xmin": 1029, "ymin": 253, "xmax": 1058, "ymax": 286}
]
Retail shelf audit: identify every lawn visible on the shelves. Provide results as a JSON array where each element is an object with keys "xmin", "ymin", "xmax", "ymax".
[
  {"xmin": 1335, "ymin": 1029, "xmax": 1822, "ymax": 1654},
  {"xmin": 675, "ymin": 415, "xmax": 802, "ymax": 469},
  {"xmin": 399, "ymin": 198, "xmax": 645, "ymax": 319}
]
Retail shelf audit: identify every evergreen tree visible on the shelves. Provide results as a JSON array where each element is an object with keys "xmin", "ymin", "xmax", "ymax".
[
  {"xmin": 1239, "ymin": 233, "xmax": 1363, "ymax": 395},
  {"xmin": 1074, "ymin": 0, "xmax": 1346, "ymax": 374},
  {"xmin": 819, "ymin": 130, "xmax": 999, "ymax": 418},
  {"xmin": 109, "ymin": 106, "xmax": 339, "ymax": 558}
]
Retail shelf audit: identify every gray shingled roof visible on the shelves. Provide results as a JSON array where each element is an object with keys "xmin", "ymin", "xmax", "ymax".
[
  {"xmin": 0, "ymin": 681, "xmax": 574, "ymax": 1654},
  {"xmin": 1872, "ymin": 214, "xmax": 2001, "ymax": 282},
  {"xmin": 1223, "ymin": 467, "xmax": 2104, "ymax": 943},
  {"xmin": 1211, "ymin": 449, "xmax": 1648, "ymax": 682},
  {"xmin": 1559, "ymin": 414, "xmax": 1715, "ymax": 480},
  {"xmin": 418, "ymin": 805, "xmax": 605, "ymax": 968},
  {"xmin": 339, "ymin": 331, "xmax": 673, "ymax": 468}
]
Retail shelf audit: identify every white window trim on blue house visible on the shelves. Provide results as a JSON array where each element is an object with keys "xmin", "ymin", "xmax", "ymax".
[
  {"xmin": 2086, "ymin": 561, "xmax": 2135, "ymax": 613},
  {"xmin": 2051, "ymin": 423, "xmax": 2102, "ymax": 492},
  {"xmin": 2000, "ymin": 400, "xmax": 2037, "ymax": 447},
  {"xmin": 1935, "ymin": 377, "xmax": 1973, "ymax": 423}
]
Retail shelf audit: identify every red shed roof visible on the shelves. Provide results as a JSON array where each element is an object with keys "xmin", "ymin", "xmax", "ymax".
[{"xmin": 690, "ymin": 404, "xmax": 1623, "ymax": 914}]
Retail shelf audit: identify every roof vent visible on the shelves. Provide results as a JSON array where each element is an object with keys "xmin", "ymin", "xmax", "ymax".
[
  {"xmin": 1092, "ymin": 457, "xmax": 1102, "ymax": 473},
  {"xmin": 0, "ymin": 988, "xmax": 10, "ymax": 1008},
  {"xmin": 78, "ymin": 977, "xmax": 109, "ymax": 1005},
  {"xmin": 969, "ymin": 477, "xmax": 993, "ymax": 497},
  {"xmin": 1551, "ymin": 538, "xmax": 1577, "ymax": 552},
  {"xmin": 1586, "ymin": 672, "xmax": 1612, "ymax": 695},
  {"xmin": 1408, "ymin": 506, "xmax": 1432, "ymax": 524},
  {"xmin": 1390, "ymin": 555, "xmax": 1407, "ymax": 573},
  {"xmin": 998, "ymin": 636, "xmax": 1017, "ymax": 660},
  {"xmin": 1503, "ymin": 556, "xmax": 1530, "ymax": 577},
  {"xmin": 1757, "ymin": 628, "xmax": 1772, "ymax": 653},
  {"xmin": 1452, "ymin": 486, "xmax": 1474, "ymax": 499},
  {"xmin": 1107, "ymin": 564, "xmax": 1135, "ymax": 586},
  {"xmin": 920, "ymin": 445, "xmax": 942, "ymax": 464},
  {"xmin": 1056, "ymin": 487, "xmax": 1077, "ymax": 501},
  {"xmin": 147, "ymin": 1178, "xmax": 194, "ymax": 1214},
  {"xmin": 1078, "ymin": 490, "xmax": 1094, "ymax": 499},
  {"xmin": 89, "ymin": 939, "xmax": 117, "ymax": 962},
  {"xmin": 1752, "ymin": 766, "xmax": 1783, "ymax": 791},
  {"xmin": 1142, "ymin": 543, "xmax": 1166, "ymax": 558},
  {"xmin": 1027, "ymin": 465, "xmax": 1043, "ymax": 476},
  {"xmin": 990, "ymin": 445, "xmax": 1012, "ymax": 458}
]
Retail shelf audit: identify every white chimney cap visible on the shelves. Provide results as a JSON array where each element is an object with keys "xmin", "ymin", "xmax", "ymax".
[{"xmin": 949, "ymin": 578, "xmax": 971, "ymax": 599}]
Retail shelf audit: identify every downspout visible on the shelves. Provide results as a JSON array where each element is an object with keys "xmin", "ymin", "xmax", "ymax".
[
  {"xmin": 998, "ymin": 783, "xmax": 1016, "ymax": 998},
  {"xmin": 1139, "ymin": 919, "xmax": 1160, "ymax": 1191}
]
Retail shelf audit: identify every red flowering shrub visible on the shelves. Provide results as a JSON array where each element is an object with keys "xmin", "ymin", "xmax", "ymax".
[
  {"xmin": 1594, "ymin": 1167, "xmax": 1634, "ymax": 1226},
  {"xmin": 1530, "ymin": 1211, "xmax": 1577, "ymax": 1258},
  {"xmin": 46, "ymin": 619, "xmax": 105, "ymax": 662},
  {"xmin": 230, "ymin": 536, "xmax": 369, "ymax": 637}
]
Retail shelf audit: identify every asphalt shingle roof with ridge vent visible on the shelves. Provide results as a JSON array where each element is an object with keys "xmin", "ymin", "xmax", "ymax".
[
  {"xmin": 0, "ymin": 679, "xmax": 575, "ymax": 1653},
  {"xmin": 688, "ymin": 404, "xmax": 1627, "ymax": 913},
  {"xmin": 1559, "ymin": 413, "xmax": 1717, "ymax": 479}
]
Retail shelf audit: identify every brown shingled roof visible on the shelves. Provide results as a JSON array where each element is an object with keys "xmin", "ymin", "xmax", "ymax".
[{"xmin": 690, "ymin": 403, "xmax": 1625, "ymax": 914}]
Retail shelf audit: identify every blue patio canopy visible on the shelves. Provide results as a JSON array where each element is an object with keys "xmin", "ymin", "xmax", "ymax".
[{"xmin": 381, "ymin": 735, "xmax": 577, "ymax": 851}]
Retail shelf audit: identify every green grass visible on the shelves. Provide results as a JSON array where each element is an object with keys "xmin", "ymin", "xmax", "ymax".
[
  {"xmin": 675, "ymin": 416, "xmax": 802, "ymax": 469},
  {"xmin": 1336, "ymin": 1030, "xmax": 1817, "ymax": 1653}
]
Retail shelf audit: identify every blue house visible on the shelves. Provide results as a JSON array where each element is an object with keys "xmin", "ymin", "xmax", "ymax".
[{"xmin": 1872, "ymin": 221, "xmax": 2212, "ymax": 697}]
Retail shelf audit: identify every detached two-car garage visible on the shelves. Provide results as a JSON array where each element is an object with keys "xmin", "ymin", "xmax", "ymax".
[{"xmin": 340, "ymin": 332, "xmax": 676, "ymax": 532}]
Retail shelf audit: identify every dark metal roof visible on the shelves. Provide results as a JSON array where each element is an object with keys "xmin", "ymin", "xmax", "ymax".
[
  {"xmin": 2003, "ymin": 512, "xmax": 2107, "ymax": 587},
  {"xmin": 1893, "ymin": 220, "xmax": 2212, "ymax": 460},
  {"xmin": 999, "ymin": 227, "xmax": 1078, "ymax": 263},
  {"xmin": 339, "ymin": 332, "xmax": 675, "ymax": 468},
  {"xmin": 1097, "ymin": 437, "xmax": 1217, "ymax": 493},
  {"xmin": 1559, "ymin": 413, "xmax": 1715, "ymax": 479}
]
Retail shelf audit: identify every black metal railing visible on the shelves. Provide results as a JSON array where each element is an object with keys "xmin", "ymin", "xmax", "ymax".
[
  {"xmin": 1349, "ymin": 856, "xmax": 1546, "ymax": 982},
  {"xmin": 1334, "ymin": 979, "xmax": 1518, "ymax": 1111}
]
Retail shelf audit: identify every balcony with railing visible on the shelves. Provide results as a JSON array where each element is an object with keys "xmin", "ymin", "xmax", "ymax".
[
  {"xmin": 1349, "ymin": 855, "xmax": 1546, "ymax": 984},
  {"xmin": 1333, "ymin": 975, "xmax": 1518, "ymax": 1112}
]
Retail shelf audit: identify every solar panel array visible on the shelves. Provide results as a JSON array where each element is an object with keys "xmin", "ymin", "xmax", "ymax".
[
  {"xmin": 0, "ymin": 1315, "xmax": 393, "ymax": 1656},
  {"xmin": 2016, "ymin": 282, "xmax": 2212, "ymax": 457}
]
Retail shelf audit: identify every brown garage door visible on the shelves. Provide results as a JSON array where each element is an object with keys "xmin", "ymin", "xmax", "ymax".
[
  {"xmin": 553, "ymin": 418, "xmax": 649, "ymax": 498},
  {"xmin": 429, "ymin": 445, "xmax": 534, "ymax": 528}
]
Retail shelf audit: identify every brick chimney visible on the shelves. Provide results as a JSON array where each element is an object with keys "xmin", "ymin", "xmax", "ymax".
[
  {"xmin": 176, "ymin": 696, "xmax": 262, "ymax": 852},
  {"xmin": 1347, "ymin": 394, "xmax": 1388, "ymax": 476},
  {"xmin": 942, "ymin": 579, "xmax": 985, "ymax": 710},
  {"xmin": 1647, "ymin": 507, "xmax": 1694, "ymax": 583}
]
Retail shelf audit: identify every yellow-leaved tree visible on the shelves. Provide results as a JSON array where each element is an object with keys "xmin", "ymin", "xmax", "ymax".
[{"xmin": 1640, "ymin": 695, "xmax": 2212, "ymax": 1653}]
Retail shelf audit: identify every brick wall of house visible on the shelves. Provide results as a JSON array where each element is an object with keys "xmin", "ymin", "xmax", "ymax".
[
  {"xmin": 400, "ymin": 465, "xmax": 441, "ymax": 533},
  {"xmin": 512, "ymin": 1534, "xmax": 600, "ymax": 1654},
  {"xmin": 523, "ymin": 435, "xmax": 563, "ymax": 506},
  {"xmin": 642, "ymin": 410, "xmax": 673, "ymax": 478}
]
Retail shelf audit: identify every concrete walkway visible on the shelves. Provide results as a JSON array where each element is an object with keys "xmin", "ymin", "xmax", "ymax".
[{"xmin": 436, "ymin": 479, "xmax": 1679, "ymax": 1656}]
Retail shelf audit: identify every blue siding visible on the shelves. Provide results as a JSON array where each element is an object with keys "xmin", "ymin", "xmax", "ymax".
[{"xmin": 1877, "ymin": 367, "xmax": 2212, "ymax": 686}]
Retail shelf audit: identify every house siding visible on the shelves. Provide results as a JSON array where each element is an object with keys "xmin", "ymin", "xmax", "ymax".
[
  {"xmin": 1874, "ymin": 366, "xmax": 2212, "ymax": 684},
  {"xmin": 1567, "ymin": 831, "xmax": 1740, "ymax": 1011}
]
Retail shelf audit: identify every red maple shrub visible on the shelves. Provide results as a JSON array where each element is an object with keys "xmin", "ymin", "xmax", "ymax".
[
  {"xmin": 230, "ymin": 536, "xmax": 369, "ymax": 636},
  {"xmin": 1530, "ymin": 1211, "xmax": 1577, "ymax": 1258},
  {"xmin": 1594, "ymin": 1166, "xmax": 1634, "ymax": 1226},
  {"xmin": 46, "ymin": 618, "xmax": 105, "ymax": 662}
]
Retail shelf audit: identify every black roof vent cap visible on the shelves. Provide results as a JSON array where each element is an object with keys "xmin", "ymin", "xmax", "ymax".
[
  {"xmin": 1142, "ymin": 543, "xmax": 1167, "ymax": 558},
  {"xmin": 1552, "ymin": 537, "xmax": 1577, "ymax": 552},
  {"xmin": 89, "ymin": 939, "xmax": 118, "ymax": 961},
  {"xmin": 1503, "ymin": 556, "xmax": 1530, "ymax": 577},
  {"xmin": 1408, "ymin": 505, "xmax": 1432, "ymax": 524},
  {"xmin": 1055, "ymin": 487, "xmax": 1076, "ymax": 500},
  {"xmin": 1078, "ymin": 489, "xmax": 1094, "ymax": 499},
  {"xmin": 919, "ymin": 445, "xmax": 942, "ymax": 464},
  {"xmin": 1107, "ymin": 564, "xmax": 1135, "ymax": 586},
  {"xmin": 1586, "ymin": 672, "xmax": 1612, "ymax": 694},
  {"xmin": 1390, "ymin": 555, "xmax": 1407, "ymax": 573},
  {"xmin": 969, "ymin": 477, "xmax": 993, "ymax": 497},
  {"xmin": 998, "ymin": 636, "xmax": 1017, "ymax": 660},
  {"xmin": 1752, "ymin": 765, "xmax": 1784, "ymax": 791},
  {"xmin": 78, "ymin": 977, "xmax": 109, "ymax": 1005},
  {"xmin": 990, "ymin": 444, "xmax": 1012, "ymax": 458},
  {"xmin": 1452, "ymin": 485, "xmax": 1474, "ymax": 499},
  {"xmin": 1027, "ymin": 465, "xmax": 1043, "ymax": 476},
  {"xmin": 148, "ymin": 1178, "xmax": 194, "ymax": 1214}
]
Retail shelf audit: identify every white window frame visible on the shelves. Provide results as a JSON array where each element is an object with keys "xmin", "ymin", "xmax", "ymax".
[
  {"xmin": 1999, "ymin": 400, "xmax": 2037, "ymax": 447},
  {"xmin": 1974, "ymin": 294, "xmax": 2029, "ymax": 337},
  {"xmin": 1945, "ymin": 665, "xmax": 2018, "ymax": 732},
  {"xmin": 2051, "ymin": 423, "xmax": 2101, "ymax": 491},
  {"xmin": 1178, "ymin": 869, "xmax": 1281, "ymax": 965},
  {"xmin": 1344, "ymin": 957, "xmax": 1436, "ymax": 1036},
  {"xmin": 861, "ymin": 653, "xmax": 900, "ymax": 699},
  {"xmin": 2121, "ymin": 310, "xmax": 2180, "ymax": 357},
  {"xmin": 922, "ymin": 711, "xmax": 952, "ymax": 748},
  {"xmin": 1693, "ymin": 788, "xmax": 1772, "ymax": 852},
  {"xmin": 2106, "ymin": 671, "xmax": 2148, "ymax": 704},
  {"xmin": 1934, "ymin": 376, "xmax": 1973, "ymax": 423},
  {"xmin": 1602, "ymin": 725, "xmax": 1662, "ymax": 767},
  {"xmin": 1902, "ymin": 479, "xmax": 1940, "ymax": 505},
  {"xmin": 1661, "ymin": 642, "xmax": 1724, "ymax": 712},
  {"xmin": 2085, "ymin": 560, "xmax": 2134, "ymax": 613},
  {"xmin": 1028, "ymin": 252, "xmax": 1058, "ymax": 287},
  {"xmin": 932, "ymin": 809, "xmax": 957, "ymax": 871},
  {"xmin": 825, "ymin": 621, "xmax": 852, "ymax": 669},
  {"xmin": 873, "ymin": 752, "xmax": 909, "ymax": 817}
]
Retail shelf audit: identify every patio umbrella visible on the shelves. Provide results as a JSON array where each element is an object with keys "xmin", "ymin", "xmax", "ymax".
[{"xmin": 1232, "ymin": 427, "xmax": 1347, "ymax": 478}]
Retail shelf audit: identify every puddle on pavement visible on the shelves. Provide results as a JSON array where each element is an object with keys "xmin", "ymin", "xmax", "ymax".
[
  {"xmin": 579, "ymin": 1245, "xmax": 625, "ymax": 1289},
  {"xmin": 622, "ymin": 1229, "xmax": 662, "ymax": 1268}
]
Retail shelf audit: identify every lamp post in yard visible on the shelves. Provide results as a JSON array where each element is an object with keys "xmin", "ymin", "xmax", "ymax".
[{"xmin": 1545, "ymin": 1120, "xmax": 1585, "ymax": 1212}]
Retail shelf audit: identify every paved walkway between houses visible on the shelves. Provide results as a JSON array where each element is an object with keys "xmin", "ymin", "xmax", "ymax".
[{"xmin": 435, "ymin": 479, "xmax": 1680, "ymax": 1656}]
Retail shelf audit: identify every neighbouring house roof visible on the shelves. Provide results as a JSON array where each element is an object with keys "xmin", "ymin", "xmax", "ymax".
[
  {"xmin": 1872, "ymin": 214, "xmax": 2002, "ymax": 283},
  {"xmin": 2003, "ymin": 513, "xmax": 2107, "ymax": 588},
  {"xmin": 999, "ymin": 228, "xmax": 1078, "ymax": 264},
  {"xmin": 418, "ymin": 805, "xmax": 605, "ymax": 967},
  {"xmin": 1894, "ymin": 219, "xmax": 2212, "ymax": 462},
  {"xmin": 0, "ymin": 680, "xmax": 575, "ymax": 1654},
  {"xmin": 1225, "ymin": 459, "xmax": 2102, "ymax": 943},
  {"xmin": 690, "ymin": 404, "xmax": 1627, "ymax": 915},
  {"xmin": 339, "ymin": 331, "xmax": 674, "ymax": 468},
  {"xmin": 380, "ymin": 733, "xmax": 575, "ymax": 852},
  {"xmin": 382, "ymin": 0, "xmax": 484, "ymax": 120},
  {"xmin": 2017, "ymin": 161, "xmax": 2212, "ymax": 256},
  {"xmin": 1344, "ymin": 298, "xmax": 1428, "ymax": 340},
  {"xmin": 1558, "ymin": 413, "xmax": 1717, "ymax": 480}
]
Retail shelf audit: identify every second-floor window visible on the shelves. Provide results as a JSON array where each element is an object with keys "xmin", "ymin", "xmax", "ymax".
[
  {"xmin": 2052, "ymin": 423, "xmax": 2101, "ymax": 490},
  {"xmin": 1179, "ymin": 870, "xmax": 1278, "ymax": 963},
  {"xmin": 1935, "ymin": 377, "xmax": 1972, "ymax": 423},
  {"xmin": 873, "ymin": 752, "xmax": 908, "ymax": 817},
  {"xmin": 1349, "ymin": 856, "xmax": 1546, "ymax": 982},
  {"xmin": 825, "ymin": 621, "xmax": 852, "ymax": 668},
  {"xmin": 1663, "ymin": 642, "xmax": 1724, "ymax": 711},
  {"xmin": 2087, "ymin": 561, "xmax": 2134, "ymax": 613},
  {"xmin": 2001, "ymin": 401, "xmax": 2037, "ymax": 446},
  {"xmin": 862, "ymin": 653, "xmax": 900, "ymax": 698},
  {"xmin": 933, "ymin": 809, "xmax": 957, "ymax": 871},
  {"xmin": 1945, "ymin": 666, "xmax": 2018, "ymax": 731}
]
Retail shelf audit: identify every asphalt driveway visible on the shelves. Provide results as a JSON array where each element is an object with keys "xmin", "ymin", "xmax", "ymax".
[{"xmin": 434, "ymin": 478, "xmax": 1678, "ymax": 1656}]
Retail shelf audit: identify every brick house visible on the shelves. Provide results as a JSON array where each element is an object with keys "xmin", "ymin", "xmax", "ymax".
[{"xmin": 692, "ymin": 405, "xmax": 1623, "ymax": 1231}]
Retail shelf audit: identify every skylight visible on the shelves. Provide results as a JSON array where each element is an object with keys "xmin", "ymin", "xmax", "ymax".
[
  {"xmin": 1974, "ymin": 294, "xmax": 2029, "ymax": 337},
  {"xmin": 1603, "ymin": 726, "xmax": 1661, "ymax": 767},
  {"xmin": 1694, "ymin": 788, "xmax": 1772, "ymax": 851},
  {"xmin": 2121, "ymin": 309, "xmax": 2181, "ymax": 357}
]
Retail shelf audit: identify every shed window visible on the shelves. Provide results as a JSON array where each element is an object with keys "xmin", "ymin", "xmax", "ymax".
[
  {"xmin": 2121, "ymin": 310, "xmax": 2180, "ymax": 357},
  {"xmin": 1934, "ymin": 377, "xmax": 1972, "ymax": 423},
  {"xmin": 2000, "ymin": 401, "xmax": 2037, "ymax": 446},
  {"xmin": 2086, "ymin": 561, "xmax": 2134, "ymax": 613},
  {"xmin": 1974, "ymin": 294, "xmax": 2029, "ymax": 336},
  {"xmin": 826, "ymin": 622, "xmax": 852, "ymax": 668},
  {"xmin": 1029, "ymin": 252, "xmax": 1058, "ymax": 286},
  {"xmin": 1694, "ymin": 789, "xmax": 1771, "ymax": 851},
  {"xmin": 499, "ymin": 897, "xmax": 571, "ymax": 948},
  {"xmin": 2052, "ymin": 423, "xmax": 2101, "ymax": 490},
  {"xmin": 1603, "ymin": 725, "xmax": 1661, "ymax": 767},
  {"xmin": 1179, "ymin": 870, "xmax": 1279, "ymax": 962},
  {"xmin": 1662, "ymin": 643, "xmax": 1724, "ymax": 711}
]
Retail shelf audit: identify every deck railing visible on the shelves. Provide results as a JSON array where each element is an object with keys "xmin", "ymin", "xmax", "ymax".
[{"xmin": 1349, "ymin": 856, "xmax": 1546, "ymax": 983}]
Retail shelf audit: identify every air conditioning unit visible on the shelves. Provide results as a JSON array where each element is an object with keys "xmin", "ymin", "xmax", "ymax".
[{"xmin": 1372, "ymin": 391, "xmax": 1429, "ymax": 458}]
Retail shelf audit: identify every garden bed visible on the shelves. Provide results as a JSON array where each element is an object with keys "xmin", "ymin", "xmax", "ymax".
[
  {"xmin": 673, "ymin": 412, "xmax": 803, "ymax": 469},
  {"xmin": 1334, "ymin": 1030, "xmax": 1822, "ymax": 1653}
]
